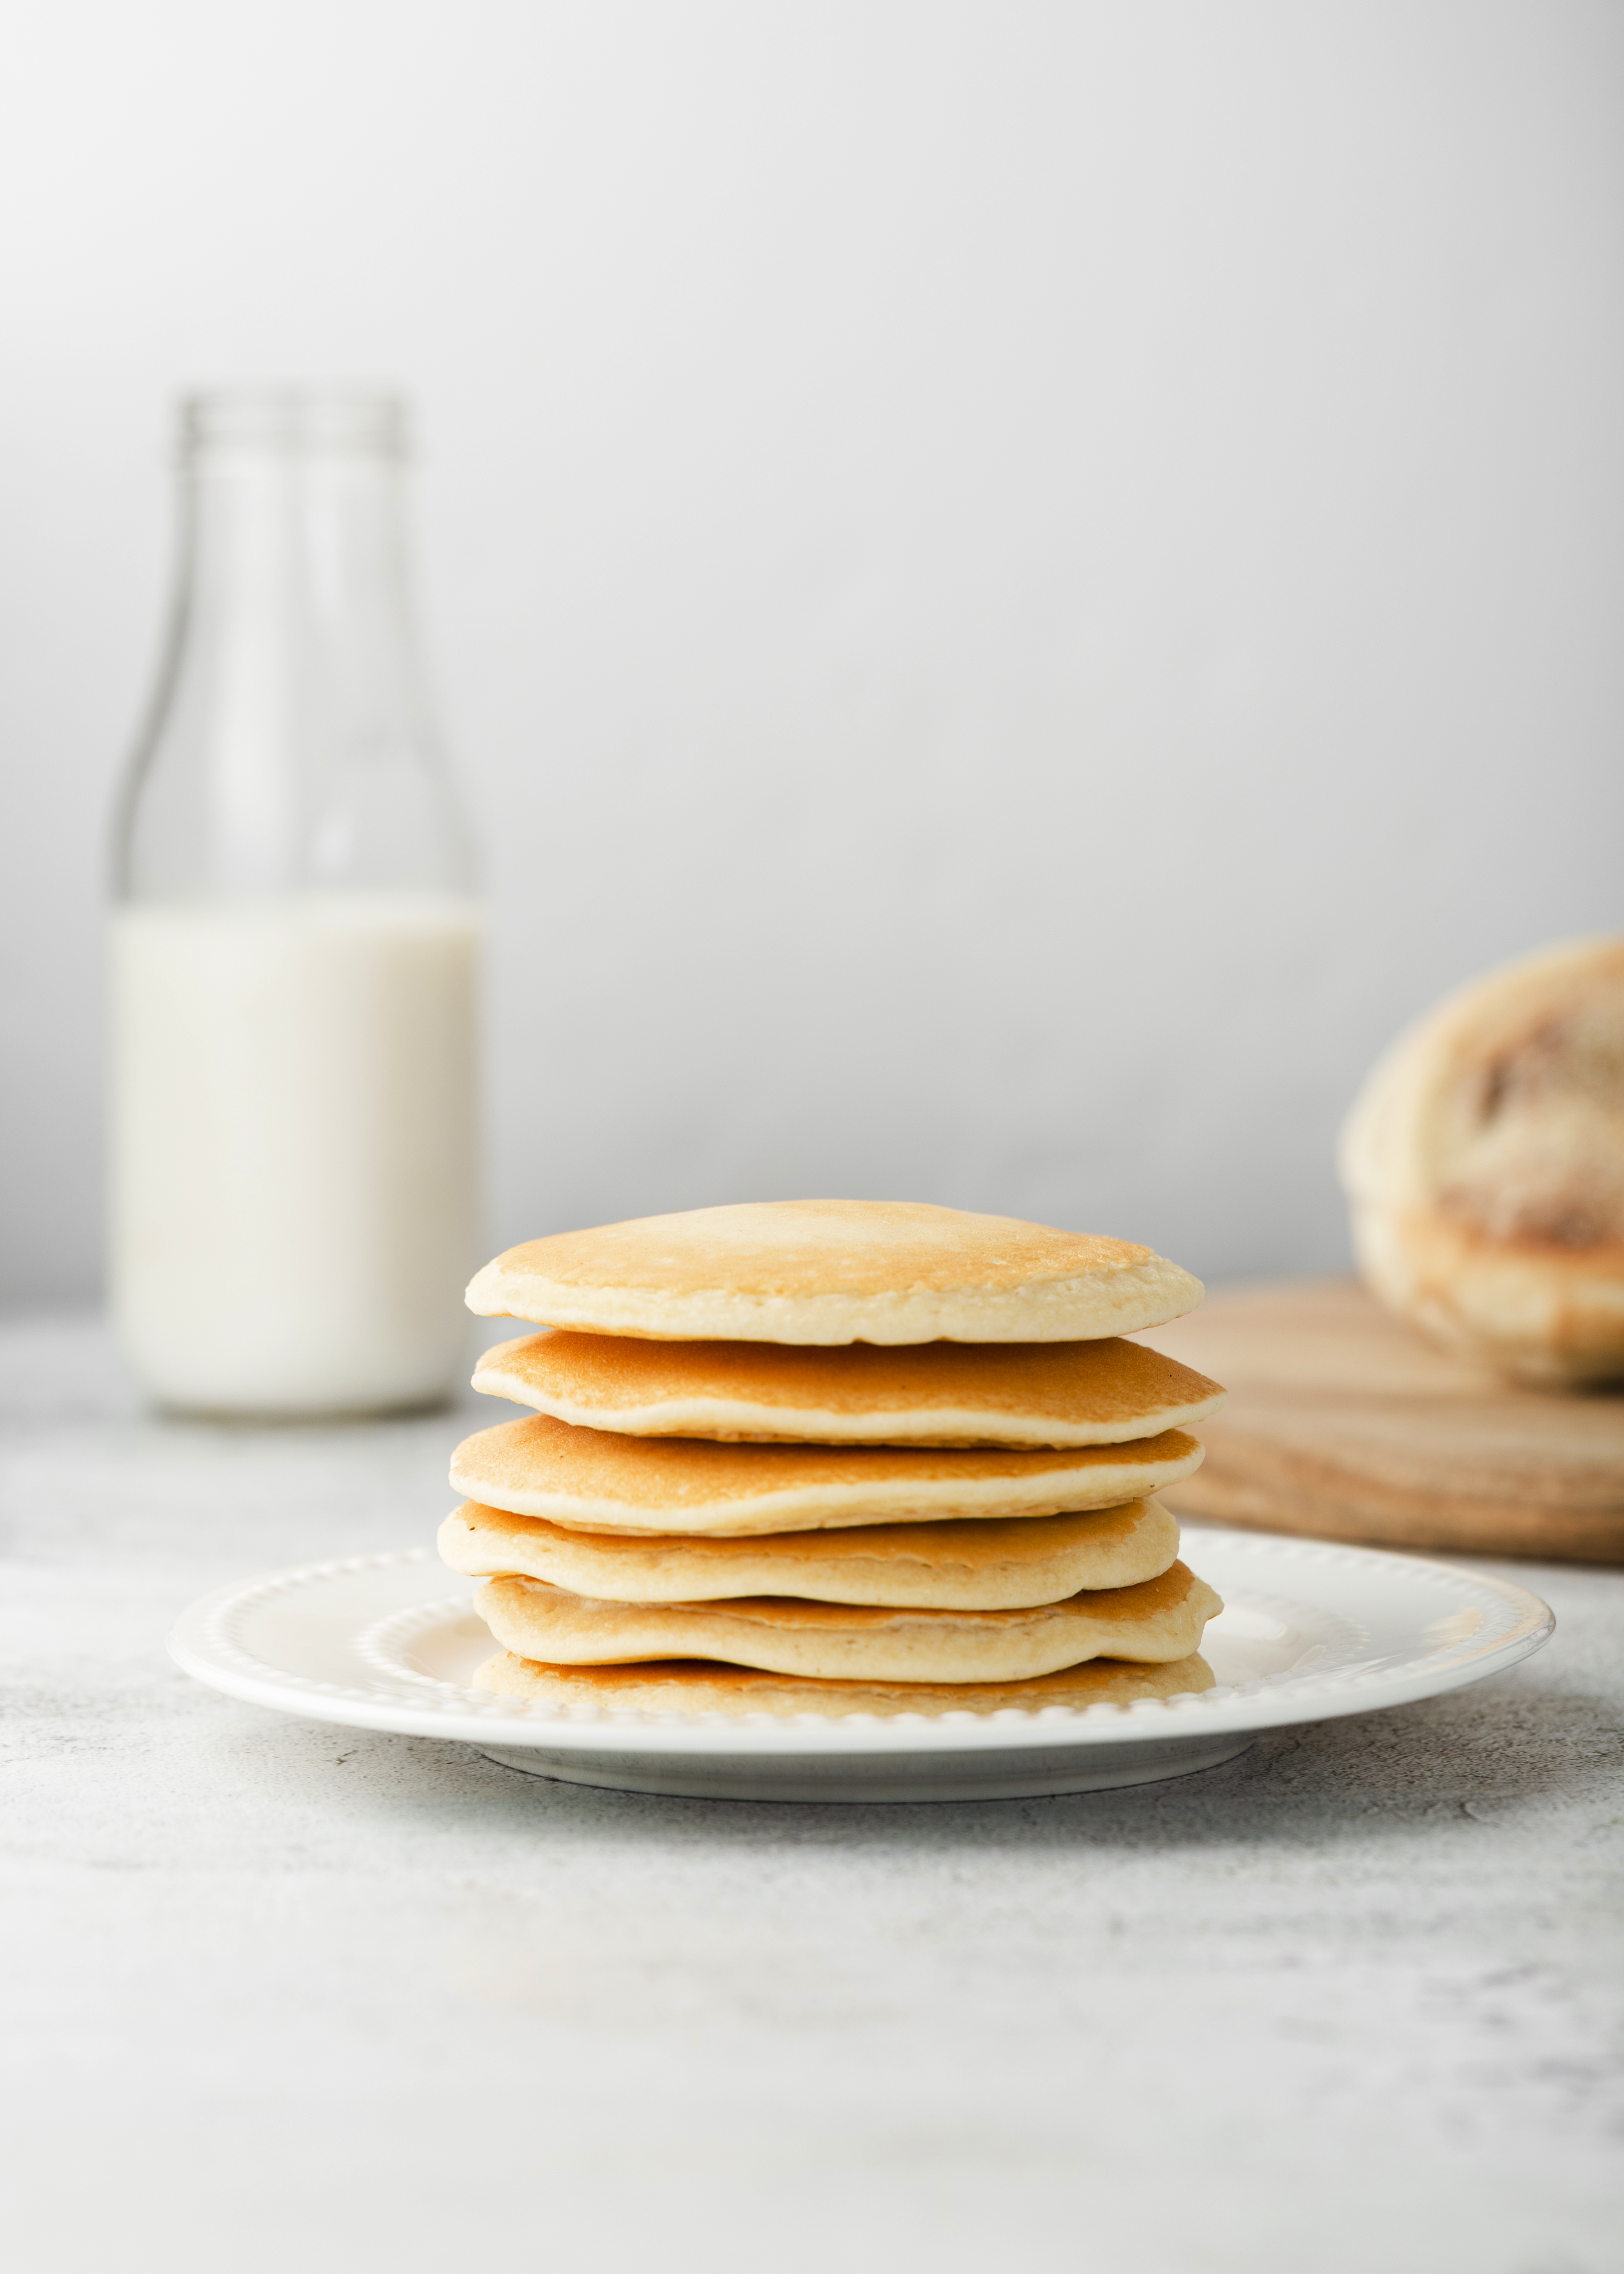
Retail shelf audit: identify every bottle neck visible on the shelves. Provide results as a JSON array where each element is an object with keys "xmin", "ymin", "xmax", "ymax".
[
  {"xmin": 117, "ymin": 395, "xmax": 473, "ymax": 903},
  {"xmin": 175, "ymin": 443, "xmax": 428, "ymax": 753}
]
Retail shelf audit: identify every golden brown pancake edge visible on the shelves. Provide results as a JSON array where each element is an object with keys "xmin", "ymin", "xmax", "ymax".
[
  {"xmin": 472, "ymin": 1648, "xmax": 1218, "ymax": 1718},
  {"xmin": 447, "ymin": 1412, "xmax": 1207, "ymax": 1534},
  {"xmin": 472, "ymin": 1329, "xmax": 1227, "ymax": 1445}
]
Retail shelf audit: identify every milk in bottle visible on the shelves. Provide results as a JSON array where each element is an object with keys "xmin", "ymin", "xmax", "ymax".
[{"xmin": 109, "ymin": 392, "xmax": 481, "ymax": 1414}]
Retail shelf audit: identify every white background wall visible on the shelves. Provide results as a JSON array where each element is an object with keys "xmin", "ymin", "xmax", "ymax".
[{"xmin": 2, "ymin": 0, "xmax": 1621, "ymax": 1303}]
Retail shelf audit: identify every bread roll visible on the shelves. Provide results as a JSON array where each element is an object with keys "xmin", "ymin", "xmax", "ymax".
[{"xmin": 1339, "ymin": 937, "xmax": 1624, "ymax": 1386}]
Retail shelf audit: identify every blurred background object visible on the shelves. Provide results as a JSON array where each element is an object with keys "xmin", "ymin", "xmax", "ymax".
[
  {"xmin": 1144, "ymin": 1278, "xmax": 1624, "ymax": 1561},
  {"xmin": 1, "ymin": 1, "xmax": 1622, "ymax": 1309},
  {"xmin": 1143, "ymin": 935, "xmax": 1624, "ymax": 1563},
  {"xmin": 1339, "ymin": 936, "xmax": 1624, "ymax": 1389},
  {"xmin": 109, "ymin": 390, "xmax": 481, "ymax": 1414}
]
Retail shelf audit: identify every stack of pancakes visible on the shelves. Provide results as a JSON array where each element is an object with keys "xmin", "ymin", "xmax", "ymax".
[{"xmin": 439, "ymin": 1200, "xmax": 1228, "ymax": 1717}]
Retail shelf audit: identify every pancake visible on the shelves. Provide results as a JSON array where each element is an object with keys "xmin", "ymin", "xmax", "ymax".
[
  {"xmin": 465, "ymin": 1199, "xmax": 1203, "ymax": 1344},
  {"xmin": 473, "ymin": 1560, "xmax": 1223, "ymax": 1682},
  {"xmin": 439, "ymin": 1496, "xmax": 1182, "ymax": 1608},
  {"xmin": 449, "ymin": 1412, "xmax": 1206, "ymax": 1536},
  {"xmin": 472, "ymin": 1329, "xmax": 1226, "ymax": 1447},
  {"xmin": 473, "ymin": 1649, "xmax": 1218, "ymax": 1718}
]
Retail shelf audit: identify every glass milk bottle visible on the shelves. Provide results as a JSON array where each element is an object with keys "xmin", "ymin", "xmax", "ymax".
[{"xmin": 109, "ymin": 390, "xmax": 481, "ymax": 1415}]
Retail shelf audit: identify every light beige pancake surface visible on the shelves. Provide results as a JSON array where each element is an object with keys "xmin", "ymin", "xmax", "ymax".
[
  {"xmin": 473, "ymin": 1329, "xmax": 1226, "ymax": 1447},
  {"xmin": 439, "ymin": 1496, "xmax": 1181, "ymax": 1608},
  {"xmin": 474, "ymin": 1560, "xmax": 1222, "ymax": 1681},
  {"xmin": 474, "ymin": 1649, "xmax": 1217, "ymax": 1718},
  {"xmin": 449, "ymin": 1412, "xmax": 1206, "ymax": 1536},
  {"xmin": 465, "ymin": 1199, "xmax": 1203, "ymax": 1344}
]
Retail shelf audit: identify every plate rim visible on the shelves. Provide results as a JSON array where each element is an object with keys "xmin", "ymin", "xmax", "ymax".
[{"xmin": 167, "ymin": 1524, "xmax": 1555, "ymax": 1759}]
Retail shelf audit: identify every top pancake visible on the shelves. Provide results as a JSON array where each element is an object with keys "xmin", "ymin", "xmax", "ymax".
[
  {"xmin": 465, "ymin": 1199, "xmax": 1204, "ymax": 1345},
  {"xmin": 473, "ymin": 1330, "xmax": 1226, "ymax": 1447}
]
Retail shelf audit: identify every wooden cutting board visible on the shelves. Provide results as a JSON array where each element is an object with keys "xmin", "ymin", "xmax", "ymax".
[{"xmin": 1137, "ymin": 1278, "xmax": 1624, "ymax": 1563}]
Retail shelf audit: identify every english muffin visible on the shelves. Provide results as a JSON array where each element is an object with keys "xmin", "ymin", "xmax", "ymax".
[{"xmin": 1340, "ymin": 936, "xmax": 1624, "ymax": 1385}]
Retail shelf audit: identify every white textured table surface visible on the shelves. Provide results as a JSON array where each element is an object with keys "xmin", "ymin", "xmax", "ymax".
[{"xmin": 3, "ymin": 1314, "xmax": 1621, "ymax": 2274}]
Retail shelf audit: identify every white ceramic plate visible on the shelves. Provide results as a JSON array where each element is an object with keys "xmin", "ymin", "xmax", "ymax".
[{"xmin": 167, "ymin": 1525, "xmax": 1554, "ymax": 1802}]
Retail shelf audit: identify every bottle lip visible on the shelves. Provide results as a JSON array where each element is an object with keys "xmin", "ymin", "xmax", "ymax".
[{"xmin": 178, "ymin": 388, "xmax": 411, "ymax": 459}]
